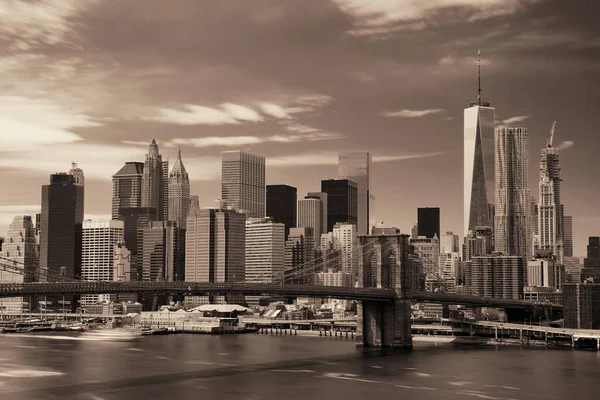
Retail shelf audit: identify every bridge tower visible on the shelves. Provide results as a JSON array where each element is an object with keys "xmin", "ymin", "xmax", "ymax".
[{"xmin": 356, "ymin": 233, "xmax": 413, "ymax": 348}]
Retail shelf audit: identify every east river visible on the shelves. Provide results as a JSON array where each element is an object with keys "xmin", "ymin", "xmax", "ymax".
[{"xmin": 0, "ymin": 332, "xmax": 599, "ymax": 400}]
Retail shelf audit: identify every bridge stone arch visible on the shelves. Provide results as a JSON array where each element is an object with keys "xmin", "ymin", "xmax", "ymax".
[{"xmin": 356, "ymin": 233, "xmax": 412, "ymax": 348}]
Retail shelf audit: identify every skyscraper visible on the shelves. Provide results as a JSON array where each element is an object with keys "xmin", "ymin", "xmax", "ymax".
[
  {"xmin": 245, "ymin": 217, "xmax": 285, "ymax": 284},
  {"xmin": 266, "ymin": 184, "xmax": 297, "ymax": 239},
  {"xmin": 441, "ymin": 231, "xmax": 459, "ymax": 254},
  {"xmin": 417, "ymin": 207, "xmax": 440, "ymax": 239},
  {"xmin": 297, "ymin": 197, "xmax": 323, "ymax": 245},
  {"xmin": 494, "ymin": 127, "xmax": 531, "ymax": 260},
  {"xmin": 40, "ymin": 173, "xmax": 83, "ymax": 281},
  {"xmin": 538, "ymin": 122, "xmax": 563, "ymax": 263},
  {"xmin": 306, "ymin": 192, "xmax": 328, "ymax": 235},
  {"xmin": 464, "ymin": 50, "xmax": 496, "ymax": 235},
  {"xmin": 185, "ymin": 206, "xmax": 246, "ymax": 306},
  {"xmin": 563, "ymin": 215, "xmax": 573, "ymax": 258},
  {"xmin": 338, "ymin": 152, "xmax": 371, "ymax": 234},
  {"xmin": 138, "ymin": 221, "xmax": 186, "ymax": 283},
  {"xmin": 582, "ymin": 237, "xmax": 600, "ymax": 281},
  {"xmin": 332, "ymin": 223, "xmax": 358, "ymax": 286},
  {"xmin": 141, "ymin": 139, "xmax": 168, "ymax": 221},
  {"xmin": 321, "ymin": 179, "xmax": 358, "ymax": 232},
  {"xmin": 189, "ymin": 195, "xmax": 200, "ymax": 215},
  {"xmin": 80, "ymin": 220, "xmax": 124, "ymax": 306},
  {"xmin": 111, "ymin": 162, "xmax": 144, "ymax": 219},
  {"xmin": 68, "ymin": 162, "xmax": 85, "ymax": 224},
  {"xmin": 284, "ymin": 227, "xmax": 315, "ymax": 284},
  {"xmin": 221, "ymin": 150, "xmax": 265, "ymax": 218},
  {"xmin": 0, "ymin": 215, "xmax": 37, "ymax": 314},
  {"xmin": 168, "ymin": 149, "xmax": 190, "ymax": 228},
  {"xmin": 470, "ymin": 255, "xmax": 524, "ymax": 300}
]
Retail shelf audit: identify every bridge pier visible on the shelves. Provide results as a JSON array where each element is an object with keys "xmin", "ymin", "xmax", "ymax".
[{"xmin": 357, "ymin": 299, "xmax": 412, "ymax": 348}]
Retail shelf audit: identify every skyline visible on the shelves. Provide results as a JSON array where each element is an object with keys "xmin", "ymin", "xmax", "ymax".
[{"xmin": 1, "ymin": 0, "xmax": 599, "ymax": 256}]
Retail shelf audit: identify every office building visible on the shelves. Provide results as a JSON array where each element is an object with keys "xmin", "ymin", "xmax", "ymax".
[
  {"xmin": 564, "ymin": 256, "xmax": 582, "ymax": 283},
  {"xmin": 537, "ymin": 123, "xmax": 564, "ymax": 263},
  {"xmin": 372, "ymin": 227, "xmax": 400, "ymax": 236},
  {"xmin": 245, "ymin": 218, "xmax": 285, "ymax": 284},
  {"xmin": 439, "ymin": 252, "xmax": 460, "ymax": 292},
  {"xmin": 316, "ymin": 269, "xmax": 350, "ymax": 287},
  {"xmin": 563, "ymin": 215, "xmax": 573, "ymax": 258},
  {"xmin": 321, "ymin": 179, "xmax": 358, "ymax": 232},
  {"xmin": 112, "ymin": 162, "xmax": 144, "ymax": 219},
  {"xmin": 441, "ymin": 231, "xmax": 459, "ymax": 254},
  {"xmin": 494, "ymin": 127, "xmax": 531, "ymax": 260},
  {"xmin": 582, "ymin": 237, "xmax": 600, "ymax": 281},
  {"xmin": 138, "ymin": 221, "xmax": 185, "ymax": 283},
  {"xmin": 189, "ymin": 195, "xmax": 200, "ymax": 215},
  {"xmin": 563, "ymin": 282, "xmax": 600, "ymax": 329},
  {"xmin": 417, "ymin": 208, "xmax": 440, "ymax": 239},
  {"xmin": 527, "ymin": 255, "xmax": 557, "ymax": 288},
  {"xmin": 266, "ymin": 185, "xmax": 297, "ymax": 239},
  {"xmin": 40, "ymin": 173, "xmax": 84, "ymax": 281},
  {"xmin": 332, "ymin": 223, "xmax": 358, "ymax": 286},
  {"xmin": 410, "ymin": 223, "xmax": 418, "ymax": 240},
  {"xmin": 0, "ymin": 216, "xmax": 37, "ymax": 314},
  {"xmin": 470, "ymin": 254, "xmax": 524, "ymax": 300},
  {"xmin": 185, "ymin": 207, "xmax": 245, "ymax": 306},
  {"xmin": 119, "ymin": 207, "xmax": 157, "ymax": 281},
  {"xmin": 464, "ymin": 52, "xmax": 496, "ymax": 235},
  {"xmin": 306, "ymin": 192, "xmax": 328, "ymax": 236},
  {"xmin": 284, "ymin": 227, "xmax": 315, "ymax": 284},
  {"xmin": 141, "ymin": 139, "xmax": 168, "ymax": 221},
  {"xmin": 523, "ymin": 286, "xmax": 562, "ymax": 305},
  {"xmin": 464, "ymin": 226, "xmax": 493, "ymax": 262},
  {"xmin": 68, "ymin": 162, "xmax": 85, "ymax": 224},
  {"xmin": 113, "ymin": 240, "xmax": 131, "ymax": 282},
  {"xmin": 80, "ymin": 220, "xmax": 124, "ymax": 306},
  {"xmin": 221, "ymin": 150, "xmax": 265, "ymax": 218},
  {"xmin": 410, "ymin": 235, "xmax": 440, "ymax": 291},
  {"xmin": 168, "ymin": 149, "xmax": 190, "ymax": 228},
  {"xmin": 297, "ymin": 197, "xmax": 323, "ymax": 244},
  {"xmin": 338, "ymin": 152, "xmax": 371, "ymax": 235}
]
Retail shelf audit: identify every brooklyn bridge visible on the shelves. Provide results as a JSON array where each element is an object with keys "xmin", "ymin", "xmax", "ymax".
[{"xmin": 0, "ymin": 234, "xmax": 561, "ymax": 348}]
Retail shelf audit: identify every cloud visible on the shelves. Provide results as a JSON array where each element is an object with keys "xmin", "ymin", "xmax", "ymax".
[
  {"xmin": 150, "ymin": 104, "xmax": 246, "ymax": 126},
  {"xmin": 373, "ymin": 152, "xmax": 446, "ymax": 162},
  {"xmin": 381, "ymin": 108, "xmax": 445, "ymax": 118},
  {"xmin": 555, "ymin": 140, "xmax": 574, "ymax": 151},
  {"xmin": 220, "ymin": 103, "xmax": 263, "ymax": 122},
  {"xmin": 502, "ymin": 115, "xmax": 530, "ymax": 124},
  {"xmin": 259, "ymin": 103, "xmax": 291, "ymax": 119},
  {"xmin": 0, "ymin": 96, "xmax": 100, "ymax": 152},
  {"xmin": 0, "ymin": 0, "xmax": 96, "ymax": 50},
  {"xmin": 0, "ymin": 205, "xmax": 41, "ymax": 227},
  {"xmin": 268, "ymin": 151, "xmax": 445, "ymax": 167}
]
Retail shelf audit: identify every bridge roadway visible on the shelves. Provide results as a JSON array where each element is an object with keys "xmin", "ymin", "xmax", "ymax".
[{"xmin": 0, "ymin": 282, "xmax": 562, "ymax": 311}]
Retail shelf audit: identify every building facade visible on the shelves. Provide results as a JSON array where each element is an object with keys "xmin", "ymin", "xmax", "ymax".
[
  {"xmin": 563, "ymin": 283, "xmax": 600, "ymax": 329},
  {"xmin": 494, "ymin": 127, "xmax": 531, "ymax": 260},
  {"xmin": 417, "ymin": 207, "xmax": 440, "ymax": 239},
  {"xmin": 168, "ymin": 149, "xmax": 190, "ymax": 229},
  {"xmin": 141, "ymin": 139, "xmax": 168, "ymax": 221},
  {"xmin": 470, "ymin": 255, "xmax": 524, "ymax": 300},
  {"xmin": 111, "ymin": 162, "xmax": 144, "ymax": 219},
  {"xmin": 284, "ymin": 227, "xmax": 315, "ymax": 284},
  {"xmin": 245, "ymin": 218, "xmax": 285, "ymax": 284},
  {"xmin": 441, "ymin": 231, "xmax": 459, "ymax": 254},
  {"xmin": 332, "ymin": 223, "xmax": 358, "ymax": 286},
  {"xmin": 221, "ymin": 150, "xmax": 265, "ymax": 218},
  {"xmin": 0, "ymin": 216, "xmax": 37, "ymax": 314},
  {"xmin": 266, "ymin": 185, "xmax": 297, "ymax": 240},
  {"xmin": 138, "ymin": 221, "xmax": 186, "ymax": 283},
  {"xmin": 338, "ymin": 152, "xmax": 371, "ymax": 235},
  {"xmin": 410, "ymin": 235, "xmax": 441, "ymax": 291},
  {"xmin": 297, "ymin": 197, "xmax": 322, "ymax": 245},
  {"xmin": 306, "ymin": 192, "xmax": 328, "ymax": 237},
  {"xmin": 81, "ymin": 220, "xmax": 125, "ymax": 306},
  {"xmin": 527, "ymin": 256, "xmax": 557, "ymax": 288},
  {"xmin": 321, "ymin": 179, "xmax": 358, "ymax": 232},
  {"xmin": 563, "ymin": 215, "xmax": 573, "ymax": 258}
]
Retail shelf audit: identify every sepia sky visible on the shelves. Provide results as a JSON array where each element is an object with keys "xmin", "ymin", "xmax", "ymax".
[{"xmin": 0, "ymin": 0, "xmax": 598, "ymax": 256}]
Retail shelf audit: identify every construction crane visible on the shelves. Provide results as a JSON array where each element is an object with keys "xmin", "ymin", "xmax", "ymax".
[{"xmin": 547, "ymin": 121, "xmax": 556, "ymax": 148}]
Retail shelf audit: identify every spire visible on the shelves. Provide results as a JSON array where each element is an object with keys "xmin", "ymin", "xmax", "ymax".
[
  {"xmin": 477, "ymin": 49, "xmax": 481, "ymax": 106},
  {"xmin": 178, "ymin": 146, "xmax": 181, "ymax": 159}
]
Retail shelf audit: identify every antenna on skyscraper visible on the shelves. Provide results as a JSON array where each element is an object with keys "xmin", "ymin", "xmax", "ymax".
[
  {"xmin": 477, "ymin": 49, "xmax": 481, "ymax": 106},
  {"xmin": 547, "ymin": 121, "xmax": 557, "ymax": 148}
]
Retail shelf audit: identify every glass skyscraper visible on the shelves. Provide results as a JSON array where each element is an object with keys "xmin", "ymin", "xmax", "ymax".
[{"xmin": 338, "ymin": 152, "xmax": 371, "ymax": 235}]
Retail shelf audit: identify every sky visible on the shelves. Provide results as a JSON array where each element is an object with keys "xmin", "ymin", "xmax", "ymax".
[{"xmin": 0, "ymin": 0, "xmax": 598, "ymax": 257}]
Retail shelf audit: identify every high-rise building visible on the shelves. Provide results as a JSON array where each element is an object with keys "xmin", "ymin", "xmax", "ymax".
[
  {"xmin": 563, "ymin": 282, "xmax": 600, "ymax": 329},
  {"xmin": 306, "ymin": 192, "xmax": 328, "ymax": 236},
  {"xmin": 185, "ymin": 207, "xmax": 245, "ymax": 306},
  {"xmin": 245, "ymin": 218, "xmax": 285, "ymax": 284},
  {"xmin": 112, "ymin": 162, "xmax": 144, "ymax": 219},
  {"xmin": 494, "ymin": 127, "xmax": 531, "ymax": 260},
  {"xmin": 40, "ymin": 173, "xmax": 84, "ymax": 281},
  {"xmin": 0, "ymin": 216, "xmax": 37, "ymax": 314},
  {"xmin": 189, "ymin": 195, "xmax": 200, "ymax": 215},
  {"xmin": 284, "ymin": 227, "xmax": 315, "ymax": 284},
  {"xmin": 68, "ymin": 162, "xmax": 85, "ymax": 224},
  {"xmin": 138, "ymin": 221, "xmax": 186, "ymax": 283},
  {"xmin": 266, "ymin": 185, "xmax": 297, "ymax": 239},
  {"xmin": 563, "ymin": 215, "xmax": 573, "ymax": 258},
  {"xmin": 338, "ymin": 152, "xmax": 371, "ymax": 235},
  {"xmin": 119, "ymin": 207, "xmax": 156, "ymax": 281},
  {"xmin": 582, "ymin": 237, "xmax": 600, "ymax": 282},
  {"xmin": 527, "ymin": 255, "xmax": 557, "ymax": 288},
  {"xmin": 441, "ymin": 231, "xmax": 459, "ymax": 254},
  {"xmin": 168, "ymin": 149, "xmax": 190, "ymax": 228},
  {"xmin": 297, "ymin": 197, "xmax": 323, "ymax": 245},
  {"xmin": 321, "ymin": 179, "xmax": 358, "ymax": 232},
  {"xmin": 417, "ymin": 207, "xmax": 440, "ymax": 239},
  {"xmin": 410, "ymin": 235, "xmax": 441, "ymax": 291},
  {"xmin": 221, "ymin": 150, "xmax": 265, "ymax": 218},
  {"xmin": 113, "ymin": 240, "xmax": 131, "ymax": 282},
  {"xmin": 537, "ymin": 123, "xmax": 563, "ymax": 263},
  {"xmin": 332, "ymin": 223, "xmax": 358, "ymax": 286},
  {"xmin": 141, "ymin": 139, "xmax": 168, "ymax": 221},
  {"xmin": 464, "ymin": 51, "xmax": 496, "ymax": 235},
  {"xmin": 470, "ymin": 254, "xmax": 524, "ymax": 300},
  {"xmin": 80, "ymin": 220, "xmax": 124, "ymax": 306}
]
